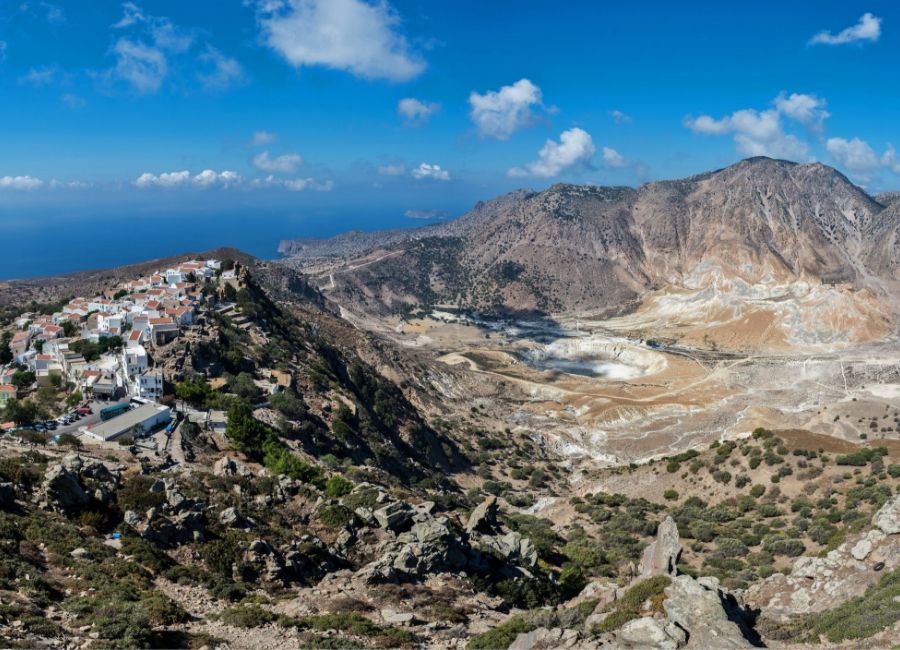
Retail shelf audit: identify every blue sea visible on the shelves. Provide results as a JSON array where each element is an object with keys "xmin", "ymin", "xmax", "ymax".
[{"xmin": 0, "ymin": 207, "xmax": 439, "ymax": 280}]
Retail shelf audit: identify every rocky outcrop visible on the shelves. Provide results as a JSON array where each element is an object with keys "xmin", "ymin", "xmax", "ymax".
[
  {"xmin": 360, "ymin": 514, "xmax": 468, "ymax": 583},
  {"xmin": 358, "ymin": 496, "xmax": 539, "ymax": 584},
  {"xmin": 510, "ymin": 627, "xmax": 583, "ymax": 650},
  {"xmin": 478, "ymin": 530, "xmax": 538, "ymax": 568},
  {"xmin": 213, "ymin": 456, "xmax": 252, "ymax": 478},
  {"xmin": 744, "ymin": 508, "xmax": 899, "ymax": 620},
  {"xmin": 124, "ymin": 478, "xmax": 207, "ymax": 547},
  {"xmin": 639, "ymin": 515, "xmax": 681, "ymax": 577},
  {"xmin": 618, "ymin": 617, "xmax": 680, "ymax": 649},
  {"xmin": 37, "ymin": 454, "xmax": 118, "ymax": 514},
  {"xmin": 242, "ymin": 535, "xmax": 339, "ymax": 585},
  {"xmin": 466, "ymin": 495, "xmax": 500, "ymax": 534},
  {"xmin": 662, "ymin": 575, "xmax": 752, "ymax": 648},
  {"xmin": 373, "ymin": 501, "xmax": 413, "ymax": 532},
  {"xmin": 873, "ymin": 493, "xmax": 900, "ymax": 534}
]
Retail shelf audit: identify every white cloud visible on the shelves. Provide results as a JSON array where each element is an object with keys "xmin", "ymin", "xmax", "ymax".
[
  {"xmin": 826, "ymin": 137, "xmax": 879, "ymax": 173},
  {"xmin": 61, "ymin": 93, "xmax": 86, "ymax": 109},
  {"xmin": 469, "ymin": 78, "xmax": 544, "ymax": 140},
  {"xmin": 683, "ymin": 93, "xmax": 829, "ymax": 161},
  {"xmin": 20, "ymin": 65, "xmax": 60, "ymax": 86},
  {"xmin": 193, "ymin": 169, "xmax": 241, "ymax": 187},
  {"xmin": 0, "ymin": 41, "xmax": 6, "ymax": 62},
  {"xmin": 810, "ymin": 12, "xmax": 881, "ymax": 45},
  {"xmin": 398, "ymin": 97, "xmax": 439, "ymax": 124},
  {"xmin": 255, "ymin": 0, "xmax": 425, "ymax": 82},
  {"xmin": 684, "ymin": 114, "xmax": 731, "ymax": 135},
  {"xmin": 104, "ymin": 3, "xmax": 242, "ymax": 94},
  {"xmin": 252, "ymin": 130, "xmax": 276, "ymax": 146},
  {"xmin": 882, "ymin": 145, "xmax": 900, "ymax": 173},
  {"xmin": 411, "ymin": 162, "xmax": 450, "ymax": 181},
  {"xmin": 16, "ymin": 1, "xmax": 64, "ymax": 23},
  {"xmin": 197, "ymin": 46, "xmax": 245, "ymax": 91},
  {"xmin": 252, "ymin": 151, "xmax": 303, "ymax": 173},
  {"xmin": 113, "ymin": 2, "xmax": 145, "ymax": 29},
  {"xmin": 134, "ymin": 169, "xmax": 240, "ymax": 188},
  {"xmin": 135, "ymin": 170, "xmax": 189, "ymax": 187},
  {"xmin": 251, "ymin": 175, "xmax": 334, "ymax": 191},
  {"xmin": 48, "ymin": 179, "xmax": 90, "ymax": 189},
  {"xmin": 608, "ymin": 109, "xmax": 632, "ymax": 124},
  {"xmin": 508, "ymin": 127, "xmax": 596, "ymax": 178},
  {"xmin": 108, "ymin": 37, "xmax": 169, "ymax": 94},
  {"xmin": 43, "ymin": 2, "xmax": 65, "ymax": 23},
  {"xmin": 774, "ymin": 92, "xmax": 829, "ymax": 132},
  {"xmin": 602, "ymin": 147, "xmax": 626, "ymax": 168},
  {"xmin": 377, "ymin": 163, "xmax": 406, "ymax": 176},
  {"xmin": 284, "ymin": 178, "xmax": 334, "ymax": 191},
  {"xmin": 0, "ymin": 175, "xmax": 44, "ymax": 190}
]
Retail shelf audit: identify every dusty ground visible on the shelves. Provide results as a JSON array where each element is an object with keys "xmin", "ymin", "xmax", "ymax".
[{"xmin": 344, "ymin": 306, "xmax": 900, "ymax": 470}]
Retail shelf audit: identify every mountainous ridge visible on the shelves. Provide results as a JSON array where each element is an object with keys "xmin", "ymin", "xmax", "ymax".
[{"xmin": 281, "ymin": 158, "xmax": 900, "ymax": 345}]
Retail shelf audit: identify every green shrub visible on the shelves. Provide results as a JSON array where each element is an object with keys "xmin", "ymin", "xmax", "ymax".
[
  {"xmin": 317, "ymin": 504, "xmax": 355, "ymax": 529},
  {"xmin": 593, "ymin": 576, "xmax": 670, "ymax": 633},
  {"xmin": 324, "ymin": 475, "xmax": 354, "ymax": 498},
  {"xmin": 766, "ymin": 568, "xmax": 900, "ymax": 643},
  {"xmin": 663, "ymin": 489, "xmax": 679, "ymax": 501},
  {"xmin": 117, "ymin": 475, "xmax": 166, "ymax": 513},
  {"xmin": 836, "ymin": 447, "xmax": 888, "ymax": 467},
  {"xmin": 340, "ymin": 487, "xmax": 379, "ymax": 510},
  {"xmin": 219, "ymin": 604, "xmax": 275, "ymax": 628},
  {"xmin": 468, "ymin": 617, "xmax": 533, "ymax": 650}
]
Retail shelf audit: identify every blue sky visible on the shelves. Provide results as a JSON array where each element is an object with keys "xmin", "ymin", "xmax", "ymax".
[{"xmin": 1, "ymin": 0, "xmax": 900, "ymax": 232}]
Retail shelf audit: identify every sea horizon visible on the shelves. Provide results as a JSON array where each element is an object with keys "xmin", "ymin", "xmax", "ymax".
[{"xmin": 0, "ymin": 208, "xmax": 437, "ymax": 281}]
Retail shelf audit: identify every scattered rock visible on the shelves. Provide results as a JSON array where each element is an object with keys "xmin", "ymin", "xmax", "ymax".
[
  {"xmin": 70, "ymin": 547, "xmax": 91, "ymax": 560},
  {"xmin": 40, "ymin": 463, "xmax": 88, "ymax": 513},
  {"xmin": 639, "ymin": 515, "xmax": 681, "ymax": 577},
  {"xmin": 380, "ymin": 609, "xmax": 415, "ymax": 625},
  {"xmin": 873, "ymin": 494, "xmax": 900, "ymax": 535},
  {"xmin": 618, "ymin": 617, "xmax": 678, "ymax": 649},
  {"xmin": 466, "ymin": 496, "xmax": 499, "ymax": 535},
  {"xmin": 214, "ymin": 456, "xmax": 251, "ymax": 478},
  {"xmin": 510, "ymin": 627, "xmax": 581, "ymax": 650},
  {"xmin": 663, "ymin": 575, "xmax": 752, "ymax": 648},
  {"xmin": 851, "ymin": 538, "xmax": 873, "ymax": 561},
  {"xmin": 479, "ymin": 531, "xmax": 538, "ymax": 567},
  {"xmin": 576, "ymin": 581, "xmax": 618, "ymax": 610},
  {"xmin": 218, "ymin": 507, "xmax": 244, "ymax": 528},
  {"xmin": 373, "ymin": 501, "xmax": 413, "ymax": 532}
]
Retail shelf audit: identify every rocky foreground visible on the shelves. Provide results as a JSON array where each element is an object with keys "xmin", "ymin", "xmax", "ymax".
[{"xmin": 2, "ymin": 442, "xmax": 898, "ymax": 648}]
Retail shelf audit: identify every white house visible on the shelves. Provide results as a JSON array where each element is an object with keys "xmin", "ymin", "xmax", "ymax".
[
  {"xmin": 126, "ymin": 329, "xmax": 144, "ymax": 348},
  {"xmin": 88, "ymin": 298, "xmax": 115, "ymax": 313},
  {"xmin": 122, "ymin": 345, "xmax": 149, "ymax": 377},
  {"xmin": 165, "ymin": 269, "xmax": 184, "ymax": 285},
  {"xmin": 134, "ymin": 370, "xmax": 163, "ymax": 401}
]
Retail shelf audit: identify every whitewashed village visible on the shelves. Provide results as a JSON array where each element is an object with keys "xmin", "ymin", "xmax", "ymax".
[{"xmin": 0, "ymin": 258, "xmax": 251, "ymax": 452}]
